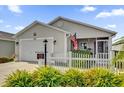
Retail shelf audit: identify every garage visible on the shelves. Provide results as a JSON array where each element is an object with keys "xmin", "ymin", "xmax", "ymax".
[
  {"xmin": 19, "ymin": 38, "xmax": 53, "ymax": 62},
  {"xmin": 14, "ymin": 21, "xmax": 66, "ymax": 62}
]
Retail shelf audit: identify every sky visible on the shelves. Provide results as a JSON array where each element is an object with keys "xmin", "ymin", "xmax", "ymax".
[{"xmin": 0, "ymin": 5, "xmax": 124, "ymax": 40}]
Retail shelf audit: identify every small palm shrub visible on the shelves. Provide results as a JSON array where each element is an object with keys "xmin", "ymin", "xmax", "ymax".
[
  {"xmin": 117, "ymin": 73, "xmax": 124, "ymax": 87},
  {"xmin": 32, "ymin": 67, "xmax": 62, "ymax": 87},
  {"xmin": 4, "ymin": 70, "xmax": 33, "ymax": 87},
  {"xmin": 61, "ymin": 69, "xmax": 85, "ymax": 87},
  {"xmin": 84, "ymin": 68, "xmax": 123, "ymax": 87},
  {"xmin": 3, "ymin": 67, "xmax": 124, "ymax": 87}
]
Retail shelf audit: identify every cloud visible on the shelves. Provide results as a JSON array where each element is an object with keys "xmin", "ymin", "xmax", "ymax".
[
  {"xmin": 80, "ymin": 6, "xmax": 96, "ymax": 12},
  {"xmin": 8, "ymin": 5, "xmax": 22, "ymax": 13},
  {"xmin": 0, "ymin": 19, "xmax": 3, "ymax": 23},
  {"xmin": 96, "ymin": 8, "xmax": 124, "ymax": 18},
  {"xmin": 5, "ymin": 25, "xmax": 11, "ymax": 28},
  {"xmin": 105, "ymin": 24, "xmax": 117, "ymax": 29},
  {"xmin": 15, "ymin": 26, "xmax": 24, "ymax": 30}
]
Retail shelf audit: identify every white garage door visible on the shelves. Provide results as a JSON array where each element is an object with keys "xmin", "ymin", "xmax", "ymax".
[{"xmin": 19, "ymin": 38, "xmax": 53, "ymax": 61}]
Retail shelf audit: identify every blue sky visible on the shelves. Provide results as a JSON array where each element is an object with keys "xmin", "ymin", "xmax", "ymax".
[{"xmin": 0, "ymin": 5, "xmax": 124, "ymax": 40}]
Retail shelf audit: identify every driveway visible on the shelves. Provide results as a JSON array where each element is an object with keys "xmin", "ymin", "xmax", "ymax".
[{"xmin": 0, "ymin": 62, "xmax": 38, "ymax": 86}]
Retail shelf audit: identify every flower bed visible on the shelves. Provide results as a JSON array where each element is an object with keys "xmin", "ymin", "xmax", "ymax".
[{"xmin": 3, "ymin": 67, "xmax": 124, "ymax": 87}]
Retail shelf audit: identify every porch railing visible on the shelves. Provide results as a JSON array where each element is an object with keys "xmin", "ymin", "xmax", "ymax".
[{"xmin": 38, "ymin": 52, "xmax": 111, "ymax": 71}]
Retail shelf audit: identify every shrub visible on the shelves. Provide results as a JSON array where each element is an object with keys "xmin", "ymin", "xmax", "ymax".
[
  {"xmin": 0, "ymin": 57, "xmax": 14, "ymax": 63},
  {"xmin": 117, "ymin": 73, "xmax": 124, "ymax": 87},
  {"xmin": 84, "ymin": 68, "xmax": 123, "ymax": 87},
  {"xmin": 3, "ymin": 67, "xmax": 124, "ymax": 87},
  {"xmin": 3, "ymin": 70, "xmax": 33, "ymax": 87},
  {"xmin": 112, "ymin": 45, "xmax": 124, "ymax": 69},
  {"xmin": 61, "ymin": 69, "xmax": 85, "ymax": 87},
  {"xmin": 32, "ymin": 67, "xmax": 62, "ymax": 87}
]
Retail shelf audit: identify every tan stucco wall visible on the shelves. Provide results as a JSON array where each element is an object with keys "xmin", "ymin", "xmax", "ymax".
[
  {"xmin": 15, "ymin": 23, "xmax": 66, "ymax": 60},
  {"xmin": 0, "ymin": 40, "xmax": 15, "ymax": 57},
  {"xmin": 51, "ymin": 19, "xmax": 112, "ymax": 38},
  {"xmin": 51, "ymin": 19, "xmax": 112, "ymax": 53}
]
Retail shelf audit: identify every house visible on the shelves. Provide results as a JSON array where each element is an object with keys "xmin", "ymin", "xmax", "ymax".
[
  {"xmin": 14, "ymin": 16, "xmax": 117, "ymax": 62},
  {"xmin": 112, "ymin": 36, "xmax": 124, "ymax": 56},
  {"xmin": 0, "ymin": 31, "xmax": 15, "ymax": 57}
]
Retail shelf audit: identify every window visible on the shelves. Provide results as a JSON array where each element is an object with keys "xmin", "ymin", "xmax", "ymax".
[{"xmin": 81, "ymin": 42, "xmax": 87, "ymax": 49}]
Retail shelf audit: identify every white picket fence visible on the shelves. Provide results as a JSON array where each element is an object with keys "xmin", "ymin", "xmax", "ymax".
[
  {"xmin": 114, "ymin": 60, "xmax": 124, "ymax": 72},
  {"xmin": 38, "ymin": 52, "xmax": 113, "ymax": 71}
]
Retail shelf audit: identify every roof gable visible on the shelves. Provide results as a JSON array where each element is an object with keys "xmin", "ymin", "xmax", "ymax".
[
  {"xmin": 14, "ymin": 20, "xmax": 69, "ymax": 38},
  {"xmin": 49, "ymin": 16, "xmax": 117, "ymax": 36}
]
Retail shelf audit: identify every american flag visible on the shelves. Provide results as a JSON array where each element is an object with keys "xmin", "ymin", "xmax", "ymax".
[{"xmin": 70, "ymin": 33, "xmax": 78, "ymax": 50}]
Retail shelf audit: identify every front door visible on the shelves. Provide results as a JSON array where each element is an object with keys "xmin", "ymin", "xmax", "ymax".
[
  {"xmin": 94, "ymin": 40, "xmax": 108, "ymax": 54},
  {"xmin": 97, "ymin": 41, "xmax": 108, "ymax": 53}
]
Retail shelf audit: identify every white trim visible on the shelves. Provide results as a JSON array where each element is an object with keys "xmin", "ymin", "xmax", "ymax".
[
  {"xmin": 108, "ymin": 36, "xmax": 112, "ymax": 60},
  {"xmin": 19, "ymin": 37, "xmax": 54, "ymax": 41},
  {"xmin": 96, "ymin": 38, "xmax": 98, "ymax": 57},
  {"xmin": 19, "ymin": 40, "xmax": 21, "ymax": 61},
  {"xmin": 64, "ymin": 33, "xmax": 67, "ymax": 57},
  {"xmin": 0, "ymin": 38, "xmax": 15, "ymax": 41},
  {"xmin": 15, "ymin": 40, "xmax": 17, "ymax": 61},
  {"xmin": 19, "ymin": 37, "xmax": 54, "ymax": 61},
  {"xmin": 96, "ymin": 39, "xmax": 109, "ymax": 42}
]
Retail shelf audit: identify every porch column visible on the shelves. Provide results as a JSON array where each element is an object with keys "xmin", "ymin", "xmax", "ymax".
[
  {"xmin": 64, "ymin": 33, "xmax": 67, "ymax": 57},
  {"xmin": 95, "ymin": 38, "xmax": 98, "ymax": 58},
  {"xmin": 108, "ymin": 36, "xmax": 112, "ymax": 60}
]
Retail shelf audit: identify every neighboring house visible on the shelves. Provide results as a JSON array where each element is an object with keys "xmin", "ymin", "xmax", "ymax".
[
  {"xmin": 0, "ymin": 31, "xmax": 15, "ymax": 57},
  {"xmin": 14, "ymin": 16, "xmax": 117, "ymax": 62},
  {"xmin": 112, "ymin": 36, "xmax": 124, "ymax": 56}
]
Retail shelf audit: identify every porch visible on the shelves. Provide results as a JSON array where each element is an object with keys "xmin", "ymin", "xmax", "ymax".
[
  {"xmin": 67, "ymin": 37, "xmax": 111, "ymax": 55},
  {"xmin": 43, "ymin": 36, "xmax": 112, "ymax": 70}
]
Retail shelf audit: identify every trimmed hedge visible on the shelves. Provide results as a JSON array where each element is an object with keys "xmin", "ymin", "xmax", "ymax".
[{"xmin": 3, "ymin": 67, "xmax": 124, "ymax": 87}]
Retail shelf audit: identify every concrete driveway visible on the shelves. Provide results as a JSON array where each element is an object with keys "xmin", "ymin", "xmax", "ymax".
[{"xmin": 0, "ymin": 62, "xmax": 38, "ymax": 86}]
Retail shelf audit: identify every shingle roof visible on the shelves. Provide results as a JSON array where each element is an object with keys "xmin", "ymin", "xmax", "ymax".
[
  {"xmin": 49, "ymin": 16, "xmax": 117, "ymax": 36},
  {"xmin": 0, "ymin": 31, "xmax": 15, "ymax": 41}
]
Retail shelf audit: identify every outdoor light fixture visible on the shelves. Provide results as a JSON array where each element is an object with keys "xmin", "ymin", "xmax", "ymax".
[
  {"xmin": 53, "ymin": 40, "xmax": 56, "ymax": 45},
  {"xmin": 66, "ymin": 34, "xmax": 69, "ymax": 37},
  {"xmin": 33, "ymin": 32, "xmax": 37, "ymax": 40},
  {"xmin": 43, "ymin": 39, "xmax": 48, "ymax": 43},
  {"xmin": 33, "ymin": 32, "xmax": 37, "ymax": 36},
  {"xmin": 16, "ymin": 42, "xmax": 19, "ymax": 45}
]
